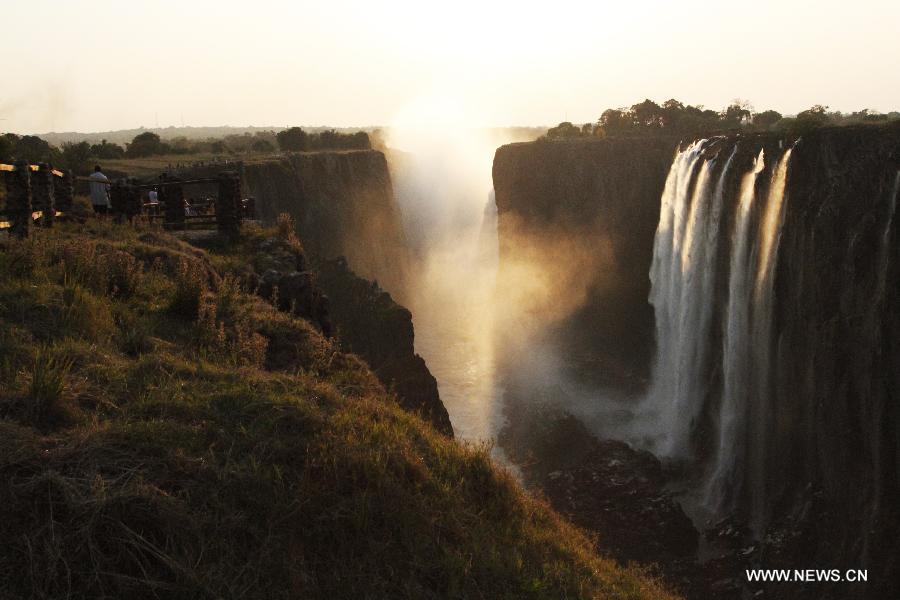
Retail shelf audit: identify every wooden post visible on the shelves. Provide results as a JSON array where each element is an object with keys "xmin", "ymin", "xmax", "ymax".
[
  {"xmin": 53, "ymin": 169, "xmax": 74, "ymax": 213},
  {"xmin": 161, "ymin": 176, "xmax": 185, "ymax": 230},
  {"xmin": 217, "ymin": 171, "xmax": 241, "ymax": 237},
  {"xmin": 4, "ymin": 161, "xmax": 32, "ymax": 238},
  {"xmin": 32, "ymin": 163, "xmax": 56, "ymax": 228},
  {"xmin": 125, "ymin": 179, "xmax": 142, "ymax": 223},
  {"xmin": 109, "ymin": 179, "xmax": 126, "ymax": 223}
]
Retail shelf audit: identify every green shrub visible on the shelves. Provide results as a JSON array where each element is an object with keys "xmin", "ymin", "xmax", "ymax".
[{"xmin": 168, "ymin": 258, "xmax": 207, "ymax": 319}]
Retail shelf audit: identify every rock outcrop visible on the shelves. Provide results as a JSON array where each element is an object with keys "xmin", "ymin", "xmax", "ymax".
[
  {"xmin": 242, "ymin": 235, "xmax": 332, "ymax": 336},
  {"xmin": 316, "ymin": 257, "xmax": 453, "ymax": 437},
  {"xmin": 238, "ymin": 235, "xmax": 451, "ymax": 436},
  {"xmin": 243, "ymin": 151, "xmax": 409, "ymax": 298},
  {"xmin": 499, "ymin": 403, "xmax": 698, "ymax": 565}
]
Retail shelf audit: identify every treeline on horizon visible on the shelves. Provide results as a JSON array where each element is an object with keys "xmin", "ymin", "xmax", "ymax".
[
  {"xmin": 0, "ymin": 127, "xmax": 370, "ymax": 175},
  {"xmin": 543, "ymin": 99, "xmax": 900, "ymax": 140}
]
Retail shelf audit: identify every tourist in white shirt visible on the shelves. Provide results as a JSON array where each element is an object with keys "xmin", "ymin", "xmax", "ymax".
[{"xmin": 89, "ymin": 165, "xmax": 110, "ymax": 215}]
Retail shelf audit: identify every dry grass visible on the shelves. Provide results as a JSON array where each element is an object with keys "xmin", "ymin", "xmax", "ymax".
[{"xmin": 0, "ymin": 223, "xmax": 680, "ymax": 600}]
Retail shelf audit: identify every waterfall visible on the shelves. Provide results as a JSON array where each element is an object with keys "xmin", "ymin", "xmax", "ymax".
[
  {"xmin": 746, "ymin": 148, "xmax": 792, "ymax": 527},
  {"xmin": 705, "ymin": 149, "xmax": 767, "ymax": 512},
  {"xmin": 645, "ymin": 140, "xmax": 795, "ymax": 519},
  {"xmin": 645, "ymin": 139, "xmax": 717, "ymax": 458}
]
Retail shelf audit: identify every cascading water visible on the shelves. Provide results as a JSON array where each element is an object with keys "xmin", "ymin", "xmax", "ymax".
[
  {"xmin": 746, "ymin": 148, "xmax": 792, "ymax": 527},
  {"xmin": 644, "ymin": 139, "xmax": 719, "ymax": 458},
  {"xmin": 705, "ymin": 148, "xmax": 766, "ymax": 513},
  {"xmin": 643, "ymin": 139, "xmax": 795, "ymax": 522}
]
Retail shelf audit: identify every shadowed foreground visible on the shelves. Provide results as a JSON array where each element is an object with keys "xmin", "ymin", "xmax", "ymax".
[{"xmin": 0, "ymin": 222, "xmax": 676, "ymax": 600}]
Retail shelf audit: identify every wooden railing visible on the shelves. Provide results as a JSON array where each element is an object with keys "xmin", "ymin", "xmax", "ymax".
[{"xmin": 2, "ymin": 161, "xmax": 250, "ymax": 237}]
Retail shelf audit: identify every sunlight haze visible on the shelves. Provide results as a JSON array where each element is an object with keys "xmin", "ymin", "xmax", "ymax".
[{"xmin": 3, "ymin": 0, "xmax": 899, "ymax": 133}]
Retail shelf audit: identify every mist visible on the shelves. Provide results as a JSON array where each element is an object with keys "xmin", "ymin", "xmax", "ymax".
[{"xmin": 384, "ymin": 102, "xmax": 614, "ymax": 453}]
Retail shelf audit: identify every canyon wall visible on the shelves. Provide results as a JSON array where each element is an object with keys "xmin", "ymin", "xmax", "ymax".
[
  {"xmin": 243, "ymin": 151, "xmax": 452, "ymax": 436},
  {"xmin": 493, "ymin": 126, "xmax": 900, "ymax": 595},
  {"xmin": 316, "ymin": 257, "xmax": 453, "ymax": 436},
  {"xmin": 492, "ymin": 137, "xmax": 677, "ymax": 381},
  {"xmin": 772, "ymin": 126, "xmax": 900, "ymax": 575},
  {"xmin": 243, "ymin": 150, "xmax": 409, "ymax": 298}
]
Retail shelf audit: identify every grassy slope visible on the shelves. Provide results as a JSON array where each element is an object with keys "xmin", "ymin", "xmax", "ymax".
[
  {"xmin": 96, "ymin": 153, "xmax": 248, "ymax": 178},
  {"xmin": 0, "ymin": 222, "xmax": 677, "ymax": 600}
]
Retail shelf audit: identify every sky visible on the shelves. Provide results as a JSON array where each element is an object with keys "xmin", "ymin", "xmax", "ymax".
[{"xmin": 2, "ymin": 0, "xmax": 899, "ymax": 134}]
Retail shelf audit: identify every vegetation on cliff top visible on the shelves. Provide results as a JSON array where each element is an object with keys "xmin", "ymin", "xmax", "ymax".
[
  {"xmin": 0, "ymin": 221, "xmax": 676, "ymax": 599},
  {"xmin": 0, "ymin": 128, "xmax": 371, "ymax": 177},
  {"xmin": 543, "ymin": 98, "xmax": 900, "ymax": 141}
]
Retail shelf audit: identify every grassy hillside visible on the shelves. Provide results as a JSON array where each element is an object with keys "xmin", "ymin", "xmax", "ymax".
[{"xmin": 0, "ymin": 222, "xmax": 677, "ymax": 599}]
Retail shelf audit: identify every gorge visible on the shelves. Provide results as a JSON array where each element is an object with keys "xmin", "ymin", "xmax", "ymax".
[{"xmin": 242, "ymin": 123, "xmax": 900, "ymax": 599}]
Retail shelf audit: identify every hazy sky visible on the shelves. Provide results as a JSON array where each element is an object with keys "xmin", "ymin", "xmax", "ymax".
[{"xmin": 3, "ymin": 0, "xmax": 899, "ymax": 133}]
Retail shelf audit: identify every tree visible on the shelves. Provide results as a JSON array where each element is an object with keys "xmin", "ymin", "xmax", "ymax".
[
  {"xmin": 598, "ymin": 108, "xmax": 633, "ymax": 136},
  {"xmin": 722, "ymin": 100, "xmax": 753, "ymax": 127},
  {"xmin": 797, "ymin": 105, "xmax": 829, "ymax": 122},
  {"xmin": 630, "ymin": 99, "xmax": 664, "ymax": 129},
  {"xmin": 60, "ymin": 141, "xmax": 92, "ymax": 174},
  {"xmin": 752, "ymin": 110, "xmax": 783, "ymax": 129},
  {"xmin": 849, "ymin": 109, "xmax": 887, "ymax": 123},
  {"xmin": 661, "ymin": 99, "xmax": 685, "ymax": 130},
  {"xmin": 350, "ymin": 131, "xmax": 371, "ymax": 149},
  {"xmin": 90, "ymin": 139, "xmax": 125, "ymax": 159},
  {"xmin": 169, "ymin": 136, "xmax": 195, "ymax": 155},
  {"xmin": 250, "ymin": 139, "xmax": 275, "ymax": 153},
  {"xmin": 318, "ymin": 129, "xmax": 340, "ymax": 150},
  {"xmin": 797, "ymin": 105, "xmax": 830, "ymax": 129},
  {"xmin": 276, "ymin": 127, "xmax": 308, "ymax": 152},
  {"xmin": 126, "ymin": 131, "xmax": 166, "ymax": 157},
  {"xmin": 0, "ymin": 134, "xmax": 14, "ymax": 161},
  {"xmin": 545, "ymin": 122, "xmax": 584, "ymax": 139},
  {"xmin": 12, "ymin": 135, "xmax": 56, "ymax": 163}
]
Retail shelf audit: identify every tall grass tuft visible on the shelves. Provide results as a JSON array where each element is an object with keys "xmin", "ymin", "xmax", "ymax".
[
  {"xmin": 275, "ymin": 212, "xmax": 301, "ymax": 248},
  {"xmin": 168, "ymin": 258, "xmax": 207, "ymax": 320},
  {"xmin": 118, "ymin": 316, "xmax": 154, "ymax": 357},
  {"xmin": 21, "ymin": 346, "xmax": 77, "ymax": 429}
]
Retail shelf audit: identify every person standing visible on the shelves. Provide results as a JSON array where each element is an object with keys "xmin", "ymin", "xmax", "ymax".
[{"xmin": 89, "ymin": 165, "xmax": 110, "ymax": 215}]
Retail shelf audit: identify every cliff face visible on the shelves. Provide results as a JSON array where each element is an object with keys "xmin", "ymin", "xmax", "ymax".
[
  {"xmin": 316, "ymin": 257, "xmax": 453, "ymax": 436},
  {"xmin": 492, "ymin": 137, "xmax": 678, "ymax": 380},
  {"xmin": 493, "ymin": 126, "xmax": 900, "ymax": 596},
  {"xmin": 243, "ymin": 151, "xmax": 452, "ymax": 436},
  {"xmin": 243, "ymin": 151, "xmax": 409, "ymax": 298},
  {"xmin": 772, "ymin": 126, "xmax": 900, "ymax": 574}
]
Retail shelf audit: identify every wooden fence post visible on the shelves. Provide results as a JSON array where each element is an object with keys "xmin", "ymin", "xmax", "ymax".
[
  {"xmin": 4, "ymin": 161, "xmax": 32, "ymax": 238},
  {"xmin": 32, "ymin": 163, "xmax": 55, "ymax": 228},
  {"xmin": 53, "ymin": 169, "xmax": 74, "ymax": 213},
  {"xmin": 110, "ymin": 179, "xmax": 126, "ymax": 223},
  {"xmin": 125, "ymin": 179, "xmax": 142, "ymax": 223},
  {"xmin": 161, "ymin": 176, "xmax": 185, "ymax": 230},
  {"xmin": 217, "ymin": 171, "xmax": 241, "ymax": 237}
]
